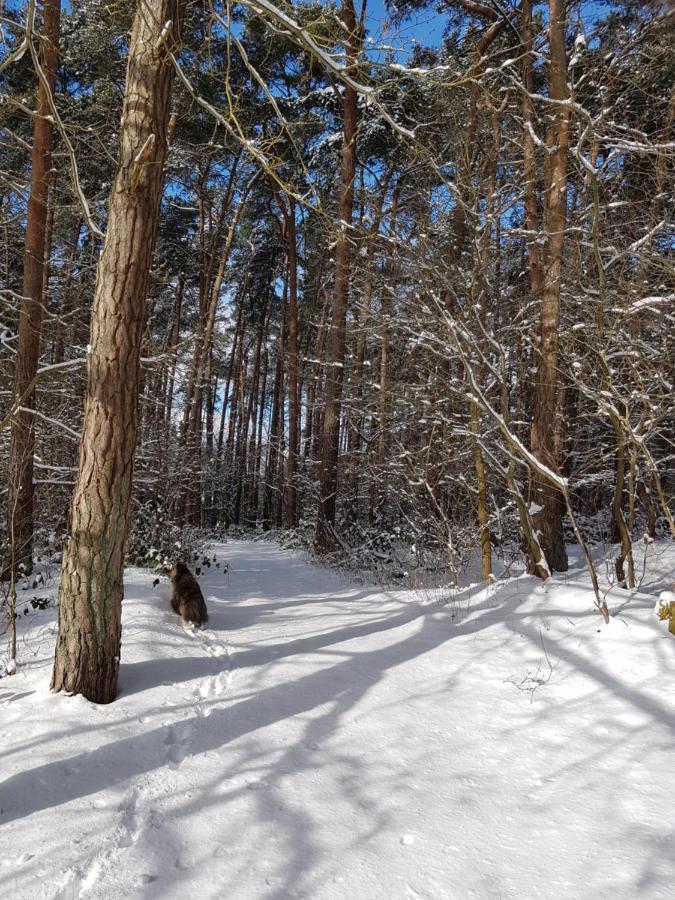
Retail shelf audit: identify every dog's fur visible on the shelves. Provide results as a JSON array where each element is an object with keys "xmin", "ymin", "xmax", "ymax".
[{"xmin": 169, "ymin": 562, "xmax": 208, "ymax": 627}]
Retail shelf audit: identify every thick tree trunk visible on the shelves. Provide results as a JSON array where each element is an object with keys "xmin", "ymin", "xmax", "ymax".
[
  {"xmin": 5, "ymin": 0, "xmax": 60, "ymax": 575},
  {"xmin": 529, "ymin": 0, "xmax": 570, "ymax": 573},
  {"xmin": 315, "ymin": 0, "xmax": 358, "ymax": 551},
  {"xmin": 52, "ymin": 0, "xmax": 184, "ymax": 703}
]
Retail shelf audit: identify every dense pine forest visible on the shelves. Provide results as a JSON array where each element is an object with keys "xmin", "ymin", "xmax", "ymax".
[{"xmin": 0, "ymin": 0, "xmax": 673, "ymax": 700}]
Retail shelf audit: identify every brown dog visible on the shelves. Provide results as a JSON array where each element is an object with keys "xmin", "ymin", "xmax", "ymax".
[{"xmin": 169, "ymin": 562, "xmax": 209, "ymax": 627}]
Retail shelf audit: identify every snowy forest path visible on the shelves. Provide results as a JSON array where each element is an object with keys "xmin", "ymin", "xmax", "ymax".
[
  {"xmin": 3, "ymin": 540, "xmax": 438, "ymax": 900},
  {"xmin": 2, "ymin": 539, "xmax": 675, "ymax": 900}
]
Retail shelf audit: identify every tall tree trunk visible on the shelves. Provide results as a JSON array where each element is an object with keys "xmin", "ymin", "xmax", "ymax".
[
  {"xmin": 521, "ymin": 0, "xmax": 544, "ymax": 299},
  {"xmin": 244, "ymin": 311, "xmax": 270, "ymax": 525},
  {"xmin": 374, "ymin": 285, "xmax": 391, "ymax": 512},
  {"xmin": 471, "ymin": 102, "xmax": 502, "ymax": 581},
  {"xmin": 204, "ymin": 367, "xmax": 217, "ymax": 523},
  {"xmin": 52, "ymin": 0, "xmax": 184, "ymax": 703},
  {"xmin": 225, "ymin": 322, "xmax": 249, "ymax": 478},
  {"xmin": 51, "ymin": 219, "xmax": 83, "ymax": 364},
  {"xmin": 470, "ymin": 398, "xmax": 492, "ymax": 579},
  {"xmin": 182, "ymin": 173, "xmax": 251, "ymax": 437},
  {"xmin": 263, "ymin": 287, "xmax": 286, "ymax": 529},
  {"xmin": 217, "ymin": 300, "xmax": 243, "ymax": 457},
  {"xmin": 163, "ymin": 269, "xmax": 185, "ymax": 450},
  {"xmin": 529, "ymin": 0, "xmax": 570, "ymax": 574},
  {"xmin": 611, "ymin": 420, "xmax": 635, "ymax": 589},
  {"xmin": 372, "ymin": 191, "xmax": 400, "ymax": 518},
  {"xmin": 179, "ymin": 183, "xmax": 252, "ymax": 522},
  {"xmin": 5, "ymin": 0, "xmax": 61, "ymax": 575},
  {"xmin": 315, "ymin": 0, "xmax": 359, "ymax": 551},
  {"xmin": 250, "ymin": 347, "xmax": 268, "ymax": 525},
  {"xmin": 346, "ymin": 168, "xmax": 392, "ymax": 508},
  {"xmin": 451, "ymin": 12, "xmax": 503, "ymax": 271},
  {"xmin": 285, "ymin": 200, "xmax": 299, "ymax": 528},
  {"xmin": 233, "ymin": 306, "xmax": 266, "ymax": 524},
  {"xmin": 304, "ymin": 289, "xmax": 329, "ymax": 459}
]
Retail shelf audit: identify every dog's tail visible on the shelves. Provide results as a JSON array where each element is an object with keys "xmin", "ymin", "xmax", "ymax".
[{"xmin": 181, "ymin": 598, "xmax": 209, "ymax": 627}]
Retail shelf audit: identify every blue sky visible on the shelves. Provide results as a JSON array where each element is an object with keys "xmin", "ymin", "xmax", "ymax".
[
  {"xmin": 1, "ymin": 1, "xmax": 616, "ymax": 57},
  {"xmin": 365, "ymin": 0, "xmax": 448, "ymax": 49},
  {"xmin": 362, "ymin": 0, "xmax": 616, "ymax": 52}
]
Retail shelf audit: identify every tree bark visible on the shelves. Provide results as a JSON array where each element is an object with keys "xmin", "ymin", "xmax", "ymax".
[
  {"xmin": 611, "ymin": 422, "xmax": 635, "ymax": 588},
  {"xmin": 315, "ymin": 0, "xmax": 359, "ymax": 551},
  {"xmin": 249, "ymin": 346, "xmax": 268, "ymax": 525},
  {"xmin": 521, "ymin": 0, "xmax": 544, "ymax": 299},
  {"xmin": 346, "ymin": 169, "xmax": 392, "ymax": 509},
  {"xmin": 52, "ymin": 0, "xmax": 184, "ymax": 703},
  {"xmin": 285, "ymin": 199, "xmax": 300, "ymax": 528},
  {"xmin": 51, "ymin": 218, "xmax": 83, "ymax": 364},
  {"xmin": 529, "ymin": 0, "xmax": 570, "ymax": 573},
  {"xmin": 233, "ymin": 308, "xmax": 266, "ymax": 525},
  {"xmin": 472, "ymin": 102, "xmax": 502, "ymax": 580},
  {"xmin": 304, "ymin": 289, "xmax": 329, "ymax": 460},
  {"xmin": 263, "ymin": 305, "xmax": 285, "ymax": 529},
  {"xmin": 5, "ymin": 0, "xmax": 61, "ymax": 575},
  {"xmin": 182, "ymin": 169, "xmax": 250, "ymax": 439}
]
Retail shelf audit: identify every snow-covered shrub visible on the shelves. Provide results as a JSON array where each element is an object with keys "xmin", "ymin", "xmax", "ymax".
[{"xmin": 127, "ymin": 499, "xmax": 206, "ymax": 572}]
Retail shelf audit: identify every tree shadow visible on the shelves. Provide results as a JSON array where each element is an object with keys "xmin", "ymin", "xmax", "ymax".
[
  {"xmin": 0, "ymin": 599, "xmax": 486, "ymax": 828},
  {"xmin": 119, "ymin": 602, "xmax": 425, "ymax": 698},
  {"xmin": 4, "ymin": 552, "xmax": 674, "ymax": 898}
]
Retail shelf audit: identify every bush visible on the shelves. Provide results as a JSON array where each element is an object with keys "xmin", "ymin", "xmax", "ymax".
[{"xmin": 127, "ymin": 499, "xmax": 206, "ymax": 572}]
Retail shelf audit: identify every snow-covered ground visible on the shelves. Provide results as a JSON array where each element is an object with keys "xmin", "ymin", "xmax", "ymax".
[{"xmin": 1, "ymin": 539, "xmax": 674, "ymax": 900}]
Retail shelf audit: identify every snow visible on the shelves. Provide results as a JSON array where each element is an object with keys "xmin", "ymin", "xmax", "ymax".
[
  {"xmin": 627, "ymin": 294, "xmax": 674, "ymax": 313},
  {"xmin": 2, "ymin": 539, "xmax": 675, "ymax": 899}
]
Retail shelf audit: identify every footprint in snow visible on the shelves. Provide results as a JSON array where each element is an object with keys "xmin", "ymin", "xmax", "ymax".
[
  {"xmin": 195, "ymin": 669, "xmax": 231, "ymax": 702},
  {"xmin": 175, "ymin": 849, "xmax": 195, "ymax": 871},
  {"xmin": 164, "ymin": 721, "xmax": 193, "ymax": 767},
  {"xmin": 118, "ymin": 789, "xmax": 142, "ymax": 847}
]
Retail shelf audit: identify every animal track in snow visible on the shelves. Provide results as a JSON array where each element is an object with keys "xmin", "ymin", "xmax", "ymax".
[
  {"xmin": 51, "ymin": 605, "xmax": 232, "ymax": 898},
  {"xmin": 51, "ymin": 785, "xmax": 152, "ymax": 899},
  {"xmin": 186, "ymin": 632, "xmax": 233, "ymax": 715},
  {"xmin": 117, "ymin": 788, "xmax": 142, "ymax": 847},
  {"xmin": 164, "ymin": 721, "xmax": 194, "ymax": 767}
]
